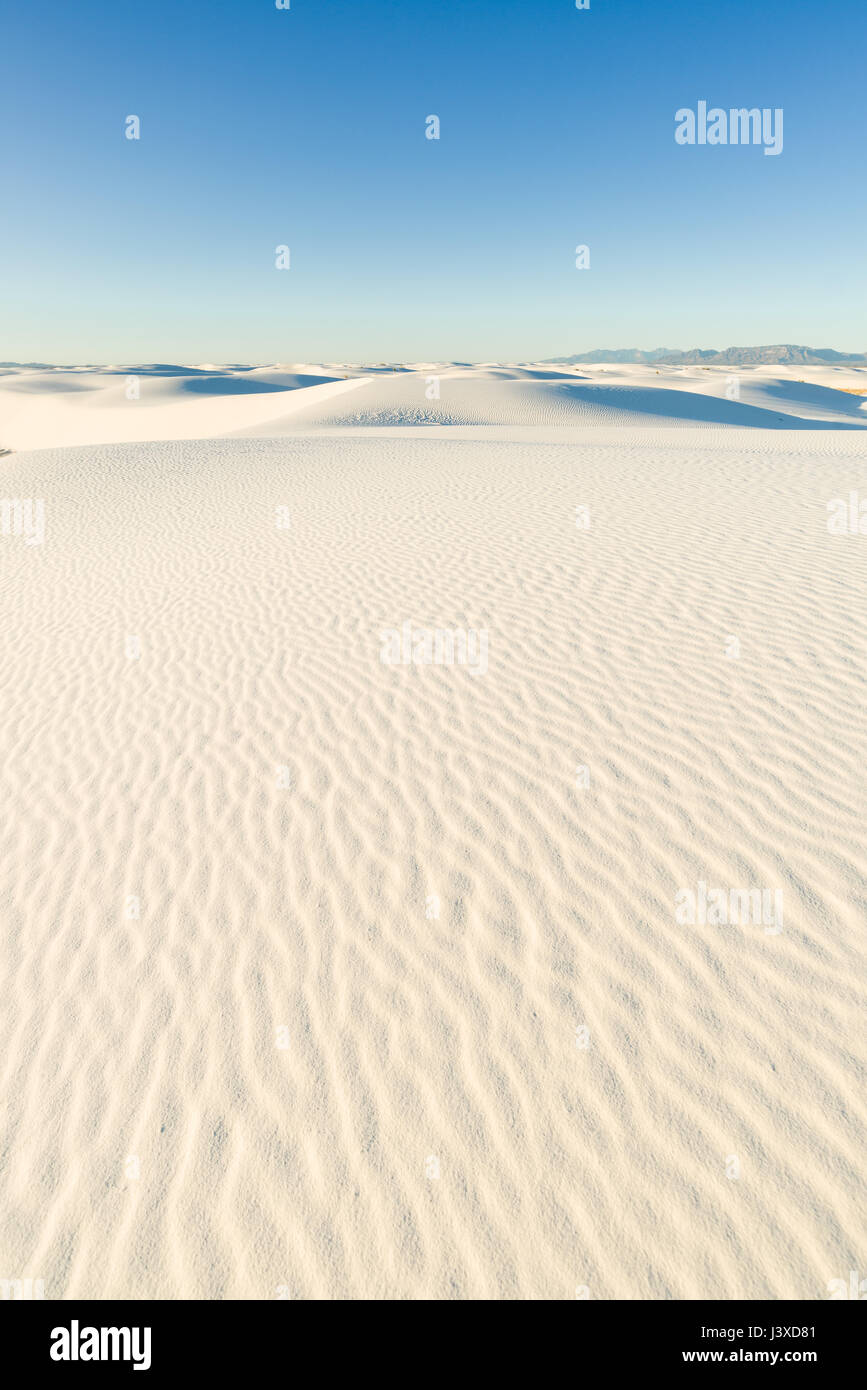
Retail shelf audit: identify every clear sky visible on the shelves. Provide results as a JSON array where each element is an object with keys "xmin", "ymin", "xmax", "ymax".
[{"xmin": 2, "ymin": 0, "xmax": 865, "ymax": 363}]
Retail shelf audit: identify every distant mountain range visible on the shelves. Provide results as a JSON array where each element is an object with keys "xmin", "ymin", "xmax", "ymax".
[
  {"xmin": 544, "ymin": 346, "xmax": 867, "ymax": 366},
  {"xmin": 4, "ymin": 346, "xmax": 867, "ymax": 372}
]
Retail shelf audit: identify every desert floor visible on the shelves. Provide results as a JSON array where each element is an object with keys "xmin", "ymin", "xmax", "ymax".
[{"xmin": 1, "ymin": 365, "xmax": 865, "ymax": 1298}]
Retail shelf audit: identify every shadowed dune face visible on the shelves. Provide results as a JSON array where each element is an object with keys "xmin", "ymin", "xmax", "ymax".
[
  {"xmin": 98, "ymin": 364, "xmax": 233, "ymax": 377},
  {"xmin": 551, "ymin": 383, "xmax": 867, "ymax": 429},
  {"xmin": 103, "ymin": 364, "xmax": 243, "ymax": 376},
  {"xmin": 1, "ymin": 374, "xmax": 107, "ymax": 394},
  {"xmin": 177, "ymin": 377, "xmax": 295, "ymax": 395},
  {"xmin": 745, "ymin": 379, "xmax": 867, "ymax": 418},
  {"xmin": 132, "ymin": 371, "xmax": 346, "ymax": 395}
]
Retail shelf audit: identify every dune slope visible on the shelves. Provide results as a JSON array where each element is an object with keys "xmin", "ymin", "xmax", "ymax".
[{"xmin": 2, "ymin": 362, "xmax": 867, "ymax": 450}]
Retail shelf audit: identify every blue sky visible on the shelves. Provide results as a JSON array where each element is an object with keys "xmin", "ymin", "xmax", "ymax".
[{"xmin": 2, "ymin": 0, "xmax": 865, "ymax": 362}]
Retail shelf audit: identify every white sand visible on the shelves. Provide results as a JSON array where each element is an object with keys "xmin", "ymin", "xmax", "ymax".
[
  {"xmin": 1, "ymin": 366, "xmax": 865, "ymax": 1299},
  {"xmin": 2, "ymin": 360, "xmax": 866, "ymax": 450}
]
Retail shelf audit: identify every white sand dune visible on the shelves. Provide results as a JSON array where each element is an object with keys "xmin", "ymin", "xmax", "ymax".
[
  {"xmin": 2, "ymin": 362, "xmax": 866, "ymax": 451},
  {"xmin": 0, "ymin": 370, "xmax": 866, "ymax": 1299},
  {"xmin": 0, "ymin": 367, "xmax": 370, "ymax": 452}
]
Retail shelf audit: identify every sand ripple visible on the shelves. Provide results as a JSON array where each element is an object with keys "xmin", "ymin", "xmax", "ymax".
[{"xmin": 1, "ymin": 430, "xmax": 865, "ymax": 1298}]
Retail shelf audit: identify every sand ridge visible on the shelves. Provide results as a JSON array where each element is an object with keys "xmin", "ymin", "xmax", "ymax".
[{"xmin": 2, "ymin": 362, "xmax": 867, "ymax": 452}]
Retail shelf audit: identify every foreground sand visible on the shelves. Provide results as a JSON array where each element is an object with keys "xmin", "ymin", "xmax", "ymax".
[{"xmin": 1, "ymin": 380, "xmax": 866, "ymax": 1297}]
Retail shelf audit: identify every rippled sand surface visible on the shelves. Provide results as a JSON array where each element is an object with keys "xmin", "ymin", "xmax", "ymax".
[{"xmin": 1, "ymin": 425, "xmax": 865, "ymax": 1298}]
